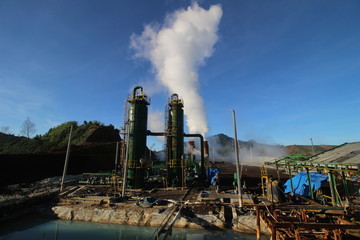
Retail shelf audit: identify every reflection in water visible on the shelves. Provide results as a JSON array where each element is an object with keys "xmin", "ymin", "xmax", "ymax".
[{"xmin": 0, "ymin": 218, "xmax": 260, "ymax": 240}]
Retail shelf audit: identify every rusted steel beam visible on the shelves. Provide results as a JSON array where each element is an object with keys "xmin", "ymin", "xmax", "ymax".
[
  {"xmin": 295, "ymin": 229, "xmax": 301, "ymax": 240},
  {"xmin": 269, "ymin": 221, "xmax": 360, "ymax": 230},
  {"xmin": 333, "ymin": 229, "xmax": 342, "ymax": 240},
  {"xmin": 278, "ymin": 205, "xmax": 360, "ymax": 211},
  {"xmin": 276, "ymin": 216, "xmax": 300, "ymax": 222},
  {"xmin": 337, "ymin": 217, "xmax": 353, "ymax": 224}
]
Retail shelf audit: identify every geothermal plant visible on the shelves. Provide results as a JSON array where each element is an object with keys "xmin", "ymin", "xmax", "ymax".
[
  {"xmin": 8, "ymin": 86, "xmax": 357, "ymax": 240},
  {"xmin": 120, "ymin": 86, "xmax": 207, "ymax": 190},
  {"xmin": 69, "ymin": 86, "xmax": 359, "ymax": 240}
]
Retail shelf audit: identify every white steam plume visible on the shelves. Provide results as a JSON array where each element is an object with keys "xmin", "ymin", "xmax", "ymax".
[
  {"xmin": 130, "ymin": 3, "xmax": 222, "ymax": 137},
  {"xmin": 148, "ymin": 110, "xmax": 164, "ymax": 141}
]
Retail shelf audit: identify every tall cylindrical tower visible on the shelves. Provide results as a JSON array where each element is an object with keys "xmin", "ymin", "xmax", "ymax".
[
  {"xmin": 166, "ymin": 94, "xmax": 184, "ymax": 187},
  {"xmin": 126, "ymin": 86, "xmax": 150, "ymax": 188}
]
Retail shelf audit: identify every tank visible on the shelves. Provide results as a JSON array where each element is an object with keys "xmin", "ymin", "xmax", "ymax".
[
  {"xmin": 166, "ymin": 94, "xmax": 184, "ymax": 187},
  {"xmin": 126, "ymin": 86, "xmax": 150, "ymax": 188}
]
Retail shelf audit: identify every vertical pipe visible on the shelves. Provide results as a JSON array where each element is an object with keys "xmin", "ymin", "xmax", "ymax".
[
  {"xmin": 305, "ymin": 167, "xmax": 314, "ymax": 200},
  {"xmin": 231, "ymin": 110, "xmax": 243, "ymax": 208},
  {"xmin": 60, "ymin": 125, "xmax": 73, "ymax": 193}
]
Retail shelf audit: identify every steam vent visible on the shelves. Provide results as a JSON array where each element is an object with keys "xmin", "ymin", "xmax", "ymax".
[{"xmin": 2, "ymin": 85, "xmax": 359, "ymax": 240}]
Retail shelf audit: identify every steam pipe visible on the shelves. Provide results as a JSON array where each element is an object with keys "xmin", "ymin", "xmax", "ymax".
[
  {"xmin": 146, "ymin": 130, "xmax": 165, "ymax": 137},
  {"xmin": 184, "ymin": 133, "xmax": 205, "ymax": 183},
  {"xmin": 147, "ymin": 131, "xmax": 206, "ymax": 184},
  {"xmin": 133, "ymin": 86, "xmax": 143, "ymax": 99},
  {"xmin": 171, "ymin": 93, "xmax": 178, "ymax": 100}
]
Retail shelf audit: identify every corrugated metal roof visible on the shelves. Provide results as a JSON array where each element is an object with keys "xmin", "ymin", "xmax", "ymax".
[{"xmin": 309, "ymin": 142, "xmax": 360, "ymax": 164}]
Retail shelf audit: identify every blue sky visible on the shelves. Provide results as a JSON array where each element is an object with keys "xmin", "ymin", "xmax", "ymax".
[{"xmin": 0, "ymin": 0, "xmax": 359, "ymax": 148}]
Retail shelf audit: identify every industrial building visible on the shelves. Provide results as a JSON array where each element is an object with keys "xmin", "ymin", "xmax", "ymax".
[{"xmin": 52, "ymin": 87, "xmax": 360, "ymax": 239}]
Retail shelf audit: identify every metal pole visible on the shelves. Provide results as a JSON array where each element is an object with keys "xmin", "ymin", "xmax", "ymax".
[
  {"xmin": 328, "ymin": 170, "xmax": 338, "ymax": 206},
  {"xmin": 122, "ymin": 125, "xmax": 130, "ymax": 197},
  {"xmin": 60, "ymin": 125, "xmax": 73, "ymax": 193},
  {"xmin": 231, "ymin": 110, "xmax": 243, "ymax": 208},
  {"xmin": 310, "ymin": 138, "xmax": 315, "ymax": 155},
  {"xmin": 115, "ymin": 141, "xmax": 119, "ymax": 172}
]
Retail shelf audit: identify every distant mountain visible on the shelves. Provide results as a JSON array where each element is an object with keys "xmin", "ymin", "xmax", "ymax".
[{"xmin": 285, "ymin": 144, "xmax": 335, "ymax": 155}]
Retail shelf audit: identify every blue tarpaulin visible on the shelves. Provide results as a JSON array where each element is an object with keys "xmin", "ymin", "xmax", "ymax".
[{"xmin": 283, "ymin": 171, "xmax": 328, "ymax": 197}]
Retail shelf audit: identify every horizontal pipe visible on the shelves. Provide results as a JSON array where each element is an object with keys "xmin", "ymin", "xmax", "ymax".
[
  {"xmin": 147, "ymin": 131, "xmax": 206, "ymax": 184},
  {"xmin": 146, "ymin": 130, "xmax": 165, "ymax": 137}
]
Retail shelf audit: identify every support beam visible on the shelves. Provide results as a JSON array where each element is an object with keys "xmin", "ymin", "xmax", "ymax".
[
  {"xmin": 288, "ymin": 164, "xmax": 294, "ymax": 195},
  {"xmin": 231, "ymin": 110, "xmax": 243, "ymax": 208},
  {"xmin": 256, "ymin": 207, "xmax": 261, "ymax": 240},
  {"xmin": 328, "ymin": 170, "xmax": 338, "ymax": 206},
  {"xmin": 341, "ymin": 171, "xmax": 350, "ymax": 197},
  {"xmin": 60, "ymin": 125, "xmax": 73, "ymax": 193},
  {"xmin": 121, "ymin": 129, "xmax": 130, "ymax": 197},
  {"xmin": 305, "ymin": 167, "xmax": 314, "ymax": 200}
]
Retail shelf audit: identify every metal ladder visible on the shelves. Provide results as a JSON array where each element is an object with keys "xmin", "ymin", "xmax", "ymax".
[{"xmin": 260, "ymin": 165, "xmax": 268, "ymax": 197}]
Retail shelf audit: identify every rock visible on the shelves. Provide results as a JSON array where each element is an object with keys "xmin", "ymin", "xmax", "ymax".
[
  {"xmin": 50, "ymin": 205, "xmax": 226, "ymax": 230},
  {"xmin": 233, "ymin": 214, "xmax": 270, "ymax": 234}
]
